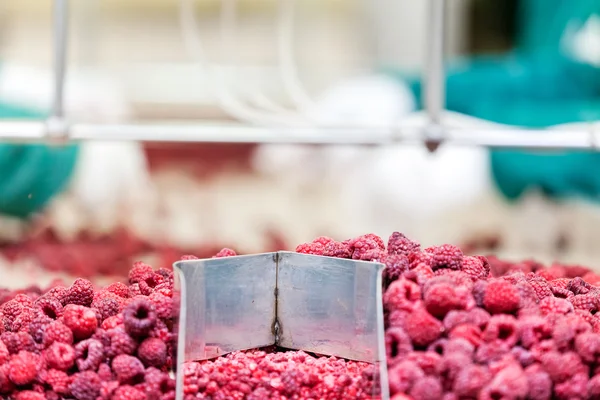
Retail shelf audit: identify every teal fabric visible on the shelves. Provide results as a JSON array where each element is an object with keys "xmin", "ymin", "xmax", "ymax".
[
  {"xmin": 0, "ymin": 101, "xmax": 79, "ymax": 218},
  {"xmin": 382, "ymin": 0, "xmax": 600, "ymax": 202}
]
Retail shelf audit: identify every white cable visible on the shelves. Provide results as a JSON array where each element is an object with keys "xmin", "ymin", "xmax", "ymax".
[{"xmin": 277, "ymin": 0, "xmax": 316, "ymax": 113}]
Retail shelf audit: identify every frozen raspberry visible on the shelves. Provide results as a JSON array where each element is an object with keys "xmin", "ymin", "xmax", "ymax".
[
  {"xmin": 35, "ymin": 296, "xmax": 63, "ymax": 320},
  {"xmin": 62, "ymin": 304, "xmax": 98, "ymax": 340},
  {"xmin": 539, "ymin": 296, "xmax": 574, "ymax": 316},
  {"xmin": 409, "ymin": 376, "xmax": 443, "ymax": 400},
  {"xmin": 482, "ymin": 314, "xmax": 519, "ymax": 347},
  {"xmin": 567, "ymin": 277, "xmax": 592, "ymax": 294},
  {"xmin": 541, "ymin": 351, "xmax": 587, "ymax": 383},
  {"xmin": 64, "ymin": 278, "xmax": 94, "ymax": 307},
  {"xmin": 444, "ymin": 308, "xmax": 490, "ymax": 331},
  {"xmin": 453, "ymin": 363, "xmax": 491, "ymax": 398},
  {"xmin": 112, "ymin": 354, "xmax": 145, "ymax": 384},
  {"xmin": 105, "ymin": 282, "xmax": 129, "ymax": 298},
  {"xmin": 70, "ymin": 371, "xmax": 102, "ymax": 400},
  {"xmin": 45, "ymin": 342, "xmax": 75, "ymax": 370},
  {"xmin": 112, "ymin": 385, "xmax": 146, "ymax": 400},
  {"xmin": 525, "ymin": 274, "xmax": 553, "ymax": 299},
  {"xmin": 347, "ymin": 234, "xmax": 385, "ymax": 260},
  {"xmin": 123, "ymin": 297, "xmax": 157, "ymax": 337},
  {"xmin": 449, "ymin": 323, "xmax": 483, "ymax": 347},
  {"xmin": 574, "ymin": 332, "xmax": 600, "ymax": 364},
  {"xmin": 588, "ymin": 374, "xmax": 600, "ymax": 398},
  {"xmin": 408, "ymin": 251, "xmax": 432, "ymax": 269},
  {"xmin": 102, "ymin": 314, "xmax": 124, "ymax": 331},
  {"xmin": 295, "ymin": 242, "xmax": 326, "ymax": 255},
  {"xmin": 518, "ymin": 316, "xmax": 552, "ymax": 349},
  {"xmin": 385, "ymin": 327, "xmax": 413, "ymax": 365},
  {"xmin": 461, "ymin": 256, "xmax": 490, "ymax": 280},
  {"xmin": 43, "ymin": 320, "xmax": 73, "ymax": 346},
  {"xmin": 387, "ymin": 232, "xmax": 420, "ymax": 256},
  {"xmin": 424, "ymin": 244, "xmax": 463, "ymax": 271},
  {"xmin": 387, "ymin": 360, "xmax": 424, "ymax": 395},
  {"xmin": 9, "ymin": 350, "xmax": 40, "ymax": 385},
  {"xmin": 405, "ymin": 264, "xmax": 435, "ymax": 286},
  {"xmin": 1, "ymin": 331, "xmax": 36, "ymax": 353},
  {"xmin": 404, "ymin": 306, "xmax": 443, "ymax": 347},
  {"xmin": 44, "ymin": 286, "xmax": 68, "ymax": 305},
  {"xmin": 382, "ymin": 254, "xmax": 410, "ymax": 285},
  {"xmin": 480, "ymin": 364, "xmax": 528, "ymax": 400},
  {"xmin": 554, "ymin": 373, "xmax": 588, "ymax": 400},
  {"xmin": 11, "ymin": 307, "xmax": 38, "ymax": 332},
  {"xmin": 551, "ymin": 285, "xmax": 574, "ymax": 299},
  {"xmin": 570, "ymin": 293, "xmax": 599, "ymax": 312},
  {"xmin": 405, "ymin": 352, "xmax": 441, "ymax": 376},
  {"xmin": 383, "ymin": 278, "xmax": 421, "ymax": 312},
  {"xmin": 472, "ymin": 279, "xmax": 488, "ymax": 307},
  {"xmin": 321, "ymin": 240, "xmax": 352, "ymax": 259},
  {"xmin": 1, "ymin": 299, "xmax": 24, "ymax": 325},
  {"xmin": 137, "ymin": 337, "xmax": 167, "ymax": 368},
  {"xmin": 129, "ymin": 262, "xmax": 154, "ymax": 284},
  {"xmin": 483, "ymin": 279, "xmax": 521, "ymax": 314},
  {"xmin": 424, "ymin": 282, "xmax": 471, "ymax": 318},
  {"xmin": 93, "ymin": 297, "xmax": 120, "ymax": 322},
  {"xmin": 75, "ymin": 339, "xmax": 105, "ymax": 371},
  {"xmin": 148, "ymin": 292, "xmax": 173, "ymax": 320},
  {"xmin": 14, "ymin": 391, "xmax": 45, "ymax": 400},
  {"xmin": 106, "ymin": 328, "xmax": 138, "ymax": 357},
  {"xmin": 0, "ymin": 340, "xmax": 8, "ymax": 364},
  {"xmin": 42, "ymin": 369, "xmax": 71, "ymax": 395}
]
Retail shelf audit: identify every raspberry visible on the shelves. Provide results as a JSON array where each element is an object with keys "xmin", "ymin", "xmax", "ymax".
[
  {"xmin": 382, "ymin": 254, "xmax": 410, "ymax": 286},
  {"xmin": 180, "ymin": 254, "xmax": 199, "ymax": 260},
  {"xmin": 570, "ymin": 293, "xmax": 599, "ymax": 312},
  {"xmin": 35, "ymin": 296, "xmax": 63, "ymax": 320},
  {"xmin": 42, "ymin": 369, "xmax": 71, "ymax": 394},
  {"xmin": 444, "ymin": 308, "xmax": 490, "ymax": 331},
  {"xmin": 551, "ymin": 285, "xmax": 574, "ymax": 299},
  {"xmin": 93, "ymin": 297, "xmax": 120, "ymax": 322},
  {"xmin": 112, "ymin": 354, "xmax": 145, "ymax": 384},
  {"xmin": 482, "ymin": 315, "xmax": 519, "ymax": 347},
  {"xmin": 106, "ymin": 328, "xmax": 138, "ymax": 357},
  {"xmin": 472, "ymin": 279, "xmax": 488, "ymax": 307},
  {"xmin": 424, "ymin": 282, "xmax": 471, "ymax": 318},
  {"xmin": 385, "ymin": 327, "xmax": 413, "ymax": 365},
  {"xmin": 541, "ymin": 351, "xmax": 587, "ymax": 383},
  {"xmin": 45, "ymin": 342, "xmax": 76, "ymax": 370},
  {"xmin": 483, "ymin": 279, "xmax": 521, "ymax": 314},
  {"xmin": 295, "ymin": 242, "xmax": 326, "ymax": 256},
  {"xmin": 43, "ymin": 320, "xmax": 74, "ymax": 346},
  {"xmin": 102, "ymin": 315, "xmax": 124, "ymax": 331},
  {"xmin": 539, "ymin": 296, "xmax": 574, "ymax": 316},
  {"xmin": 409, "ymin": 376, "xmax": 442, "ymax": 400},
  {"xmin": 9, "ymin": 350, "xmax": 40, "ymax": 385},
  {"xmin": 518, "ymin": 316, "xmax": 552, "ymax": 349},
  {"xmin": 105, "ymin": 282, "xmax": 129, "ymax": 298},
  {"xmin": 14, "ymin": 391, "xmax": 45, "ymax": 400},
  {"xmin": 1, "ymin": 331, "xmax": 36, "ymax": 353},
  {"xmin": 129, "ymin": 262, "xmax": 154, "ymax": 283},
  {"xmin": 348, "ymin": 234, "xmax": 385, "ymax": 260},
  {"xmin": 554, "ymin": 373, "xmax": 588, "ymax": 400},
  {"xmin": 588, "ymin": 374, "xmax": 600, "ymax": 398},
  {"xmin": 387, "ymin": 232, "xmax": 420, "ymax": 256},
  {"xmin": 453, "ymin": 364, "xmax": 491, "ymax": 398},
  {"xmin": 97, "ymin": 363, "xmax": 113, "ymax": 381},
  {"xmin": 0, "ymin": 340, "xmax": 8, "ymax": 364},
  {"xmin": 44, "ymin": 287, "xmax": 68, "ymax": 305},
  {"xmin": 123, "ymin": 297, "xmax": 157, "ymax": 337},
  {"xmin": 383, "ymin": 278, "xmax": 421, "ymax": 312},
  {"xmin": 424, "ymin": 244, "xmax": 463, "ymax": 270},
  {"xmin": 408, "ymin": 251, "xmax": 433, "ymax": 269},
  {"xmin": 148, "ymin": 292, "xmax": 173, "ymax": 320},
  {"xmin": 322, "ymin": 241, "xmax": 352, "ymax": 259},
  {"xmin": 448, "ymin": 324, "xmax": 483, "ymax": 347},
  {"xmin": 403, "ymin": 306, "xmax": 443, "ymax": 347},
  {"xmin": 70, "ymin": 371, "xmax": 102, "ymax": 400},
  {"xmin": 64, "ymin": 278, "xmax": 94, "ymax": 307},
  {"xmin": 112, "ymin": 385, "xmax": 146, "ymax": 400},
  {"xmin": 525, "ymin": 274, "xmax": 553, "ymax": 299},
  {"xmin": 461, "ymin": 256, "xmax": 490, "ymax": 280},
  {"xmin": 62, "ymin": 305, "xmax": 98, "ymax": 340},
  {"xmin": 480, "ymin": 364, "xmax": 528, "ymax": 400},
  {"xmin": 135, "ymin": 337, "xmax": 167, "ymax": 368},
  {"xmin": 405, "ymin": 352, "xmax": 441, "ymax": 376},
  {"xmin": 387, "ymin": 360, "xmax": 424, "ymax": 395},
  {"xmin": 75, "ymin": 339, "xmax": 105, "ymax": 371},
  {"xmin": 1, "ymin": 299, "xmax": 24, "ymax": 326},
  {"xmin": 11, "ymin": 307, "xmax": 38, "ymax": 332},
  {"xmin": 574, "ymin": 332, "xmax": 600, "ymax": 364},
  {"xmin": 567, "ymin": 277, "xmax": 592, "ymax": 294}
]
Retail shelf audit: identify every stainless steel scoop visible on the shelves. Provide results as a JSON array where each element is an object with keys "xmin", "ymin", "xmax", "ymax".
[{"xmin": 173, "ymin": 251, "xmax": 390, "ymax": 399}]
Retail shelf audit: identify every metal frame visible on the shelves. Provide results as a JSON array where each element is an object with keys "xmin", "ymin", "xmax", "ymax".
[{"xmin": 0, "ymin": 0, "xmax": 598, "ymax": 150}]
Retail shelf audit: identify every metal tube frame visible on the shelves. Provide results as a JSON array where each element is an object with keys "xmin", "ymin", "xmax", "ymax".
[{"xmin": 0, "ymin": 0, "xmax": 597, "ymax": 151}]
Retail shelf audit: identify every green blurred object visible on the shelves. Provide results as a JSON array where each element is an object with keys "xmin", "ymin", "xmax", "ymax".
[
  {"xmin": 385, "ymin": 0, "xmax": 600, "ymax": 202},
  {"xmin": 0, "ymin": 101, "xmax": 78, "ymax": 218}
]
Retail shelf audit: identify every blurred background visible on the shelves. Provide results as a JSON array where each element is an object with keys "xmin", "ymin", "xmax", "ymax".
[{"xmin": 1, "ymin": 0, "xmax": 600, "ymax": 288}]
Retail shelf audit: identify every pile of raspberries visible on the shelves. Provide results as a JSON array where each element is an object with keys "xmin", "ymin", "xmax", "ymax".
[{"xmin": 3, "ymin": 232, "xmax": 600, "ymax": 399}]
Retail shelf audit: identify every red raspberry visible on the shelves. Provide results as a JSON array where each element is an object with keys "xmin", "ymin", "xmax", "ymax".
[
  {"xmin": 387, "ymin": 232, "xmax": 420, "ymax": 256},
  {"xmin": 0, "ymin": 340, "xmax": 8, "ymax": 364},
  {"xmin": 453, "ymin": 364, "xmax": 491, "ymax": 398},
  {"xmin": 75, "ymin": 339, "xmax": 105, "ymax": 371},
  {"xmin": 180, "ymin": 254, "xmax": 199, "ymax": 260},
  {"xmin": 148, "ymin": 292, "xmax": 173, "ymax": 320},
  {"xmin": 41, "ymin": 369, "xmax": 71, "ymax": 394},
  {"xmin": 123, "ymin": 297, "xmax": 157, "ymax": 337},
  {"xmin": 408, "ymin": 251, "xmax": 433, "ymax": 270},
  {"xmin": 404, "ymin": 264, "xmax": 435, "ymax": 286},
  {"xmin": 0, "ymin": 362, "xmax": 14, "ymax": 394},
  {"xmin": 539, "ymin": 296, "xmax": 574, "ymax": 316},
  {"xmin": 461, "ymin": 256, "xmax": 490, "ymax": 280},
  {"xmin": 295, "ymin": 242, "xmax": 326, "ymax": 256},
  {"xmin": 14, "ymin": 391, "xmax": 45, "ymax": 400},
  {"xmin": 588, "ymin": 374, "xmax": 600, "ymax": 398},
  {"xmin": 93, "ymin": 297, "xmax": 120, "ymax": 321},
  {"xmin": 45, "ymin": 342, "xmax": 75, "ymax": 370},
  {"xmin": 106, "ymin": 328, "xmax": 138, "ymax": 357},
  {"xmin": 9, "ymin": 350, "xmax": 40, "ymax": 385},
  {"xmin": 112, "ymin": 354, "xmax": 145, "ymax": 383},
  {"xmin": 97, "ymin": 363, "xmax": 113, "ymax": 381},
  {"xmin": 69, "ymin": 371, "xmax": 102, "ymax": 400},
  {"xmin": 348, "ymin": 234, "xmax": 385, "ymax": 260},
  {"xmin": 483, "ymin": 279, "xmax": 521, "ymax": 314},
  {"xmin": 44, "ymin": 286, "xmax": 68, "ymax": 305},
  {"xmin": 567, "ymin": 277, "xmax": 592, "ymax": 294},
  {"xmin": 387, "ymin": 360, "xmax": 424, "ymax": 395},
  {"xmin": 424, "ymin": 282, "xmax": 471, "ymax": 318},
  {"xmin": 554, "ymin": 373, "xmax": 589, "ymax": 399},
  {"xmin": 383, "ymin": 278, "xmax": 421, "ymax": 312},
  {"xmin": 574, "ymin": 332, "xmax": 600, "ymax": 364},
  {"xmin": 11, "ymin": 307, "xmax": 39, "ymax": 332},
  {"xmin": 322, "ymin": 241, "xmax": 352, "ymax": 259},
  {"xmin": 409, "ymin": 376, "xmax": 443, "ymax": 400},
  {"xmin": 424, "ymin": 244, "xmax": 463, "ymax": 271},
  {"xmin": 525, "ymin": 274, "xmax": 553, "ymax": 300},
  {"xmin": 64, "ymin": 278, "xmax": 94, "ymax": 307},
  {"xmin": 137, "ymin": 337, "xmax": 167, "ymax": 367},
  {"xmin": 481, "ymin": 364, "xmax": 528, "ymax": 400},
  {"xmin": 35, "ymin": 296, "xmax": 63, "ymax": 320},
  {"xmin": 541, "ymin": 351, "xmax": 588, "ymax": 383},
  {"xmin": 443, "ymin": 308, "xmax": 490, "ymax": 331},
  {"xmin": 62, "ymin": 304, "xmax": 98, "ymax": 340},
  {"xmin": 111, "ymin": 385, "xmax": 146, "ymax": 400},
  {"xmin": 1, "ymin": 331, "xmax": 36, "ymax": 354},
  {"xmin": 1, "ymin": 299, "xmax": 24, "ymax": 325},
  {"xmin": 382, "ymin": 254, "xmax": 410, "ymax": 286},
  {"xmin": 403, "ymin": 306, "xmax": 443, "ymax": 347},
  {"xmin": 102, "ymin": 314, "xmax": 124, "ymax": 330},
  {"xmin": 482, "ymin": 314, "xmax": 519, "ymax": 347},
  {"xmin": 449, "ymin": 324, "xmax": 483, "ymax": 347},
  {"xmin": 518, "ymin": 316, "xmax": 552, "ymax": 349},
  {"xmin": 129, "ymin": 262, "xmax": 154, "ymax": 284},
  {"xmin": 105, "ymin": 282, "xmax": 129, "ymax": 298},
  {"xmin": 43, "ymin": 320, "xmax": 73, "ymax": 346},
  {"xmin": 385, "ymin": 327, "xmax": 413, "ymax": 366},
  {"xmin": 570, "ymin": 293, "xmax": 599, "ymax": 312}
]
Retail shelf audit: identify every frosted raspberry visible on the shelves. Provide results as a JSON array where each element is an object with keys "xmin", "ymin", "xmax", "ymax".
[
  {"xmin": 541, "ymin": 351, "xmax": 587, "ymax": 383},
  {"xmin": 112, "ymin": 354, "xmax": 145, "ymax": 383},
  {"xmin": 45, "ymin": 342, "xmax": 76, "ymax": 370},
  {"xmin": 437, "ymin": 351, "xmax": 471, "ymax": 386},
  {"xmin": 387, "ymin": 360, "xmax": 424, "ymax": 395},
  {"xmin": 123, "ymin": 297, "xmax": 157, "ymax": 337},
  {"xmin": 554, "ymin": 373, "xmax": 588, "ymax": 400},
  {"xmin": 1, "ymin": 331, "xmax": 36, "ymax": 353},
  {"xmin": 106, "ymin": 328, "xmax": 138, "ymax": 357},
  {"xmin": 461, "ymin": 256, "xmax": 490, "ymax": 280},
  {"xmin": 62, "ymin": 304, "xmax": 98, "ymax": 340},
  {"xmin": 448, "ymin": 324, "xmax": 483, "ymax": 347},
  {"xmin": 518, "ymin": 316, "xmax": 552, "ymax": 349},
  {"xmin": 424, "ymin": 244, "xmax": 463, "ymax": 271},
  {"xmin": 385, "ymin": 327, "xmax": 413, "ymax": 365},
  {"xmin": 70, "ymin": 371, "xmax": 102, "ymax": 400},
  {"xmin": 483, "ymin": 279, "xmax": 521, "ymax": 314},
  {"xmin": 383, "ymin": 278, "xmax": 421, "ymax": 312},
  {"xmin": 321, "ymin": 241, "xmax": 352, "ymax": 258},
  {"xmin": 1, "ymin": 299, "xmax": 24, "ymax": 326},
  {"xmin": 472, "ymin": 279, "xmax": 488, "ymax": 307},
  {"xmin": 11, "ymin": 307, "xmax": 39, "ymax": 332},
  {"xmin": 0, "ymin": 363, "xmax": 14, "ymax": 394},
  {"xmin": 105, "ymin": 282, "xmax": 129, "ymax": 298},
  {"xmin": 112, "ymin": 385, "xmax": 146, "ymax": 400},
  {"xmin": 42, "ymin": 369, "xmax": 71, "ymax": 395},
  {"xmin": 409, "ymin": 376, "xmax": 442, "ymax": 400},
  {"xmin": 382, "ymin": 254, "xmax": 410, "ymax": 285},
  {"xmin": 44, "ymin": 286, "xmax": 68, "ymax": 305},
  {"xmin": 75, "ymin": 339, "xmax": 105, "ymax": 371},
  {"xmin": 42, "ymin": 320, "xmax": 73, "ymax": 346},
  {"xmin": 482, "ymin": 314, "xmax": 519, "ymax": 347},
  {"xmin": 0, "ymin": 340, "xmax": 8, "ymax": 364},
  {"xmin": 408, "ymin": 251, "xmax": 433, "ymax": 269},
  {"xmin": 539, "ymin": 296, "xmax": 574, "ymax": 316},
  {"xmin": 180, "ymin": 255, "xmax": 199, "ymax": 260},
  {"xmin": 480, "ymin": 364, "xmax": 528, "ymax": 400},
  {"xmin": 583, "ymin": 272, "xmax": 600, "ymax": 285},
  {"xmin": 404, "ymin": 264, "xmax": 435, "ymax": 286},
  {"xmin": 14, "ymin": 391, "xmax": 45, "ymax": 400},
  {"xmin": 444, "ymin": 308, "xmax": 490, "ymax": 331},
  {"xmin": 453, "ymin": 364, "xmax": 491, "ymax": 398},
  {"xmin": 387, "ymin": 232, "xmax": 420, "ymax": 256},
  {"xmin": 588, "ymin": 374, "xmax": 600, "ymax": 398},
  {"xmin": 574, "ymin": 332, "xmax": 600, "ymax": 364},
  {"xmin": 567, "ymin": 277, "xmax": 592, "ymax": 294},
  {"xmin": 97, "ymin": 363, "xmax": 113, "ymax": 381},
  {"xmin": 129, "ymin": 262, "xmax": 154, "ymax": 284},
  {"xmin": 137, "ymin": 337, "xmax": 167, "ymax": 367},
  {"xmin": 9, "ymin": 350, "xmax": 40, "ymax": 385},
  {"xmin": 64, "ymin": 278, "xmax": 94, "ymax": 307},
  {"xmin": 348, "ymin": 234, "xmax": 385, "ymax": 260},
  {"xmin": 35, "ymin": 296, "xmax": 63, "ymax": 320},
  {"xmin": 525, "ymin": 274, "xmax": 553, "ymax": 299},
  {"xmin": 404, "ymin": 306, "xmax": 443, "ymax": 347},
  {"xmin": 405, "ymin": 352, "xmax": 441, "ymax": 375},
  {"xmin": 148, "ymin": 292, "xmax": 173, "ymax": 320},
  {"xmin": 101, "ymin": 314, "xmax": 124, "ymax": 331},
  {"xmin": 570, "ymin": 293, "xmax": 599, "ymax": 312},
  {"xmin": 424, "ymin": 282, "xmax": 471, "ymax": 318}
]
